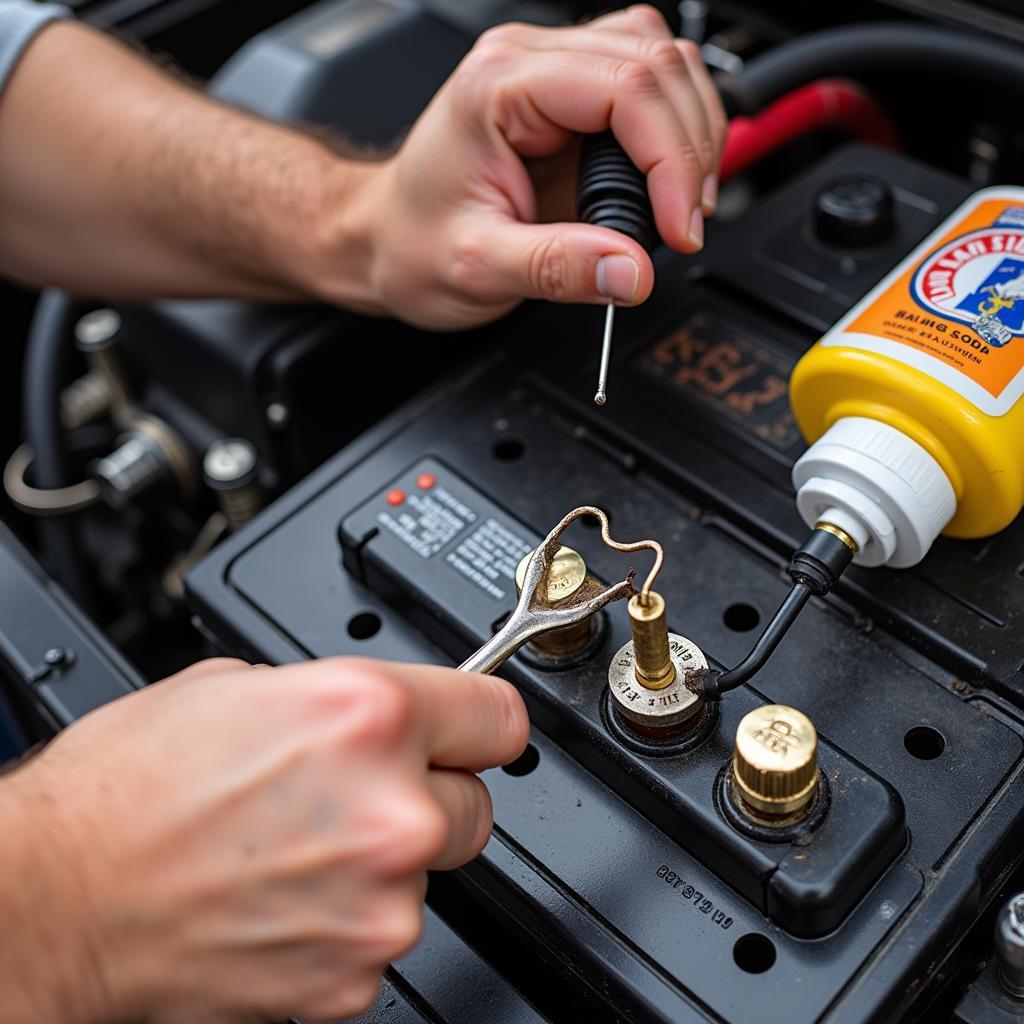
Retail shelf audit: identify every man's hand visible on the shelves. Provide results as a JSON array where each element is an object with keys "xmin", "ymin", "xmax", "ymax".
[
  {"xmin": 0, "ymin": 6, "xmax": 724, "ymax": 330},
  {"xmin": 326, "ymin": 5, "xmax": 728, "ymax": 328},
  {"xmin": 0, "ymin": 657, "xmax": 529, "ymax": 1024}
]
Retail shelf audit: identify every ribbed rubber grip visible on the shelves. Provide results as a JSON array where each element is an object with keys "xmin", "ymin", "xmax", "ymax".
[{"xmin": 576, "ymin": 131, "xmax": 657, "ymax": 252}]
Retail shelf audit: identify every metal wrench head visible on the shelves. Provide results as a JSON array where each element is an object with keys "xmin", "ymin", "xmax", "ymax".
[{"xmin": 459, "ymin": 507, "xmax": 662, "ymax": 674}]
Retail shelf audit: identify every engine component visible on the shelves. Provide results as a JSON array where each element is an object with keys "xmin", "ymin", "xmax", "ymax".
[
  {"xmin": 717, "ymin": 22, "xmax": 1024, "ymax": 118},
  {"xmin": 813, "ymin": 175, "xmax": 894, "ymax": 248},
  {"xmin": 3, "ymin": 444, "xmax": 100, "ymax": 516},
  {"xmin": 700, "ymin": 524, "xmax": 856, "ymax": 700},
  {"xmin": 606, "ymin": 587, "xmax": 709, "ymax": 740},
  {"xmin": 995, "ymin": 893, "xmax": 1024, "ymax": 999},
  {"xmin": 719, "ymin": 79, "xmax": 900, "ymax": 181},
  {"xmin": 203, "ymin": 438, "xmax": 265, "ymax": 530},
  {"xmin": 729, "ymin": 704, "xmax": 820, "ymax": 824},
  {"xmin": 92, "ymin": 414, "xmax": 195, "ymax": 510},
  {"xmin": 11, "ymin": 8, "xmax": 1024, "ymax": 1023},
  {"xmin": 74, "ymin": 309, "xmax": 133, "ymax": 419}
]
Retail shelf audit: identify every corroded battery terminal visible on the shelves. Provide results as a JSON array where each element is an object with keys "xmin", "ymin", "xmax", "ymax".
[
  {"xmin": 459, "ymin": 507, "xmax": 661, "ymax": 676},
  {"xmin": 608, "ymin": 573, "xmax": 709, "ymax": 741},
  {"xmin": 514, "ymin": 545, "xmax": 596, "ymax": 661},
  {"xmin": 628, "ymin": 590, "xmax": 675, "ymax": 690}
]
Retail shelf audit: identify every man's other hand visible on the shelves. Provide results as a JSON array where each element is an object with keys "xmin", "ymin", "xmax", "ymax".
[
  {"xmin": 0, "ymin": 657, "xmax": 528, "ymax": 1023},
  {"xmin": 323, "ymin": 5, "xmax": 727, "ymax": 328}
]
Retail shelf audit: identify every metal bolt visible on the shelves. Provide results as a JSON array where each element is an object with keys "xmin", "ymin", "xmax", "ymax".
[
  {"xmin": 996, "ymin": 893, "xmax": 1024, "ymax": 998},
  {"xmin": 93, "ymin": 433, "xmax": 170, "ymax": 510},
  {"xmin": 203, "ymin": 439, "xmax": 265, "ymax": 529},
  {"xmin": 44, "ymin": 647, "xmax": 67, "ymax": 666},
  {"xmin": 204, "ymin": 439, "xmax": 258, "ymax": 488},
  {"xmin": 74, "ymin": 309, "xmax": 133, "ymax": 413},
  {"xmin": 265, "ymin": 402, "xmax": 290, "ymax": 428},
  {"xmin": 74, "ymin": 309, "xmax": 122, "ymax": 352},
  {"xmin": 678, "ymin": 0, "xmax": 708, "ymax": 42}
]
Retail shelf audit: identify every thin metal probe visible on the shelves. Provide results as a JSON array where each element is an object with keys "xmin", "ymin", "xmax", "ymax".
[{"xmin": 594, "ymin": 303, "xmax": 615, "ymax": 406}]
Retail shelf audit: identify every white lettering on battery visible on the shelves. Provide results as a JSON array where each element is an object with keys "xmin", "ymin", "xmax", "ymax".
[
  {"xmin": 377, "ymin": 490, "xmax": 477, "ymax": 558},
  {"xmin": 446, "ymin": 518, "xmax": 533, "ymax": 601}
]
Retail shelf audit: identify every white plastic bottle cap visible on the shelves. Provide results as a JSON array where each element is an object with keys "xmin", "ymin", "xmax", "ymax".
[{"xmin": 791, "ymin": 417, "xmax": 957, "ymax": 568}]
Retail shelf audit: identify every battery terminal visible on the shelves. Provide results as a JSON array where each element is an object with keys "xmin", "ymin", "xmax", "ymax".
[{"xmin": 459, "ymin": 506, "xmax": 661, "ymax": 675}]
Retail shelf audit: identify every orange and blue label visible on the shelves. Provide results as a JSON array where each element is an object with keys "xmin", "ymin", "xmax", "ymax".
[{"xmin": 824, "ymin": 188, "xmax": 1024, "ymax": 415}]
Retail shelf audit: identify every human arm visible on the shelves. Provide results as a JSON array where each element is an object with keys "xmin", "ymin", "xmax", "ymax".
[
  {"xmin": 0, "ymin": 5, "xmax": 727, "ymax": 329},
  {"xmin": 0, "ymin": 657, "xmax": 529, "ymax": 1023}
]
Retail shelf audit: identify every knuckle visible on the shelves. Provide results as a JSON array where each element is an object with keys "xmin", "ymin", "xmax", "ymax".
[
  {"xmin": 462, "ymin": 35, "xmax": 516, "ymax": 79},
  {"xmin": 614, "ymin": 58, "xmax": 659, "ymax": 96},
  {"xmin": 448, "ymin": 234, "xmax": 493, "ymax": 298},
  {"xmin": 528, "ymin": 233, "xmax": 572, "ymax": 300},
  {"xmin": 370, "ymin": 673, "xmax": 416, "ymax": 734},
  {"xmin": 477, "ymin": 22, "xmax": 526, "ymax": 47},
  {"xmin": 675, "ymin": 38, "xmax": 701, "ymax": 63},
  {"xmin": 381, "ymin": 792, "xmax": 448, "ymax": 869},
  {"xmin": 678, "ymin": 143, "xmax": 705, "ymax": 180},
  {"xmin": 627, "ymin": 4, "xmax": 668, "ymax": 34},
  {"xmin": 642, "ymin": 38, "xmax": 686, "ymax": 73},
  {"xmin": 325, "ymin": 663, "xmax": 415, "ymax": 748},
  {"xmin": 172, "ymin": 657, "xmax": 247, "ymax": 680},
  {"xmin": 377, "ymin": 904, "xmax": 425, "ymax": 960},
  {"xmin": 695, "ymin": 134, "xmax": 716, "ymax": 171}
]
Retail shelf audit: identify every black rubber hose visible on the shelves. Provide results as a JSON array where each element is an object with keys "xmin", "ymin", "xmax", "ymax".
[
  {"xmin": 701, "ymin": 528, "xmax": 855, "ymax": 700},
  {"xmin": 22, "ymin": 290, "xmax": 92, "ymax": 604},
  {"xmin": 702, "ymin": 582, "xmax": 813, "ymax": 699},
  {"xmin": 719, "ymin": 22, "xmax": 1024, "ymax": 116}
]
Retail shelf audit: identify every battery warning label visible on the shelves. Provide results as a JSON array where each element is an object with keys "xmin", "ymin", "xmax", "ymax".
[
  {"xmin": 376, "ymin": 486, "xmax": 476, "ymax": 558},
  {"xmin": 373, "ymin": 472, "xmax": 534, "ymax": 602},
  {"xmin": 446, "ymin": 518, "xmax": 532, "ymax": 601},
  {"xmin": 828, "ymin": 190, "xmax": 1024, "ymax": 415}
]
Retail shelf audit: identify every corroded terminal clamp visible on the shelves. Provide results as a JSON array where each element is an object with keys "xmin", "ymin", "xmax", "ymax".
[
  {"xmin": 514, "ymin": 545, "xmax": 596, "ymax": 660},
  {"xmin": 608, "ymin": 624, "xmax": 707, "ymax": 740},
  {"xmin": 458, "ymin": 506, "xmax": 661, "ymax": 676},
  {"xmin": 607, "ymin": 578, "xmax": 708, "ymax": 740}
]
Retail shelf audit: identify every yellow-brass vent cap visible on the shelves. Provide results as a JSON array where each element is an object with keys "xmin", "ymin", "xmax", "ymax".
[{"xmin": 732, "ymin": 704, "xmax": 819, "ymax": 817}]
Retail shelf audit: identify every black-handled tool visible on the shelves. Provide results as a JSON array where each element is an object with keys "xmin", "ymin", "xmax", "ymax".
[{"xmin": 576, "ymin": 132, "xmax": 658, "ymax": 406}]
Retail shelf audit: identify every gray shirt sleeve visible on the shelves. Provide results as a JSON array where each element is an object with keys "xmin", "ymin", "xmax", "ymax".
[{"xmin": 0, "ymin": 1, "xmax": 69, "ymax": 95}]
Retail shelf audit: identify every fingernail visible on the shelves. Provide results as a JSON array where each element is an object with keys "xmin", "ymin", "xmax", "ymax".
[
  {"xmin": 701, "ymin": 173, "xmax": 718, "ymax": 214},
  {"xmin": 688, "ymin": 207, "xmax": 704, "ymax": 250},
  {"xmin": 596, "ymin": 254, "xmax": 639, "ymax": 302}
]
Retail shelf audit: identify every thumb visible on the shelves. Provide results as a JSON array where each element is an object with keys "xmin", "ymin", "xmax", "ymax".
[{"xmin": 485, "ymin": 220, "xmax": 655, "ymax": 307}]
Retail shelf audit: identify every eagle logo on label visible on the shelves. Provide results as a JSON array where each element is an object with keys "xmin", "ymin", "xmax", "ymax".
[{"xmin": 910, "ymin": 213, "xmax": 1024, "ymax": 347}]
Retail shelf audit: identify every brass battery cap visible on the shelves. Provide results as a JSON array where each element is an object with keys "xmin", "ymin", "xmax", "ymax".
[
  {"xmin": 514, "ymin": 545, "xmax": 595, "ymax": 660},
  {"xmin": 732, "ymin": 705, "xmax": 819, "ymax": 817},
  {"xmin": 515, "ymin": 545, "xmax": 587, "ymax": 603}
]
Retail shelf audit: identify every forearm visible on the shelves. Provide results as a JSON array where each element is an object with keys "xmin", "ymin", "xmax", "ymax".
[
  {"xmin": 0, "ymin": 19, "xmax": 384, "ymax": 307},
  {"xmin": 0, "ymin": 764, "xmax": 107, "ymax": 1024}
]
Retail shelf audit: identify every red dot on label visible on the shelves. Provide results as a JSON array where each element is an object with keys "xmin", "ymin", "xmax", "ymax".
[
  {"xmin": 386, "ymin": 489, "xmax": 406, "ymax": 506},
  {"xmin": 416, "ymin": 473, "xmax": 437, "ymax": 490}
]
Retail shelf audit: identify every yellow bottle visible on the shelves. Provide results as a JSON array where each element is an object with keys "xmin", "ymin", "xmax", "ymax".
[{"xmin": 790, "ymin": 186, "xmax": 1024, "ymax": 568}]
